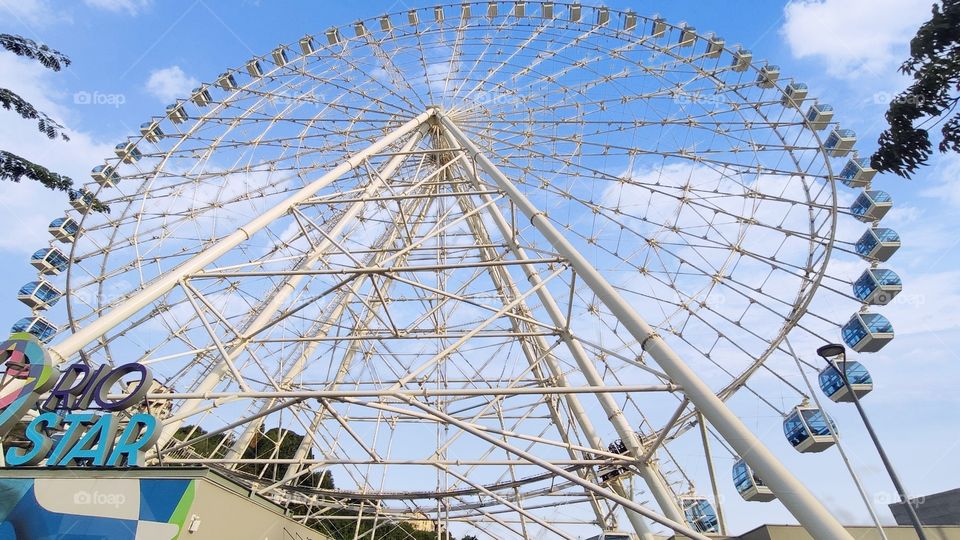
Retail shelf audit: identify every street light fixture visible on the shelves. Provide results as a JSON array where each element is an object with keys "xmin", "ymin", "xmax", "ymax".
[{"xmin": 816, "ymin": 343, "xmax": 927, "ymax": 540}]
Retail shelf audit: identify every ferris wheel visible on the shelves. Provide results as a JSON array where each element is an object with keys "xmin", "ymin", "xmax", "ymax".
[{"xmin": 10, "ymin": 2, "xmax": 903, "ymax": 539}]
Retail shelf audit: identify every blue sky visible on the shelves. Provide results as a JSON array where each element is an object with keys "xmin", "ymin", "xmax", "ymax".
[{"xmin": 1, "ymin": 0, "xmax": 958, "ymax": 536}]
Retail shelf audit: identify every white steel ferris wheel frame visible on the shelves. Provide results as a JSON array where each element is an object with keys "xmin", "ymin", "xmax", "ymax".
[{"xmin": 45, "ymin": 107, "xmax": 854, "ymax": 540}]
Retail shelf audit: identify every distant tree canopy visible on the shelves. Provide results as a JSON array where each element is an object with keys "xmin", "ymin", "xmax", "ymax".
[
  {"xmin": 872, "ymin": 0, "xmax": 960, "ymax": 178},
  {"xmin": 0, "ymin": 33, "xmax": 107, "ymax": 211}
]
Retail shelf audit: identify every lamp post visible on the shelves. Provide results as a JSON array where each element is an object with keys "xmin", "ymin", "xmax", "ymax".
[{"xmin": 816, "ymin": 343, "xmax": 927, "ymax": 540}]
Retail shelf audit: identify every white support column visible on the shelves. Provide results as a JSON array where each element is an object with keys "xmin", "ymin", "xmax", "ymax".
[
  {"xmin": 442, "ymin": 137, "xmax": 684, "ymax": 524},
  {"xmin": 48, "ymin": 110, "xmax": 435, "ymax": 366},
  {"xmin": 451, "ymin": 173, "xmax": 651, "ymax": 537},
  {"xmin": 439, "ymin": 113, "xmax": 855, "ymax": 540}
]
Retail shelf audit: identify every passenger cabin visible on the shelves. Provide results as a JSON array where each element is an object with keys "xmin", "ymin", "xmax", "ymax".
[
  {"xmin": 17, "ymin": 281, "xmax": 62, "ymax": 310},
  {"xmin": 139, "ymin": 121, "xmax": 163, "ymax": 143},
  {"xmin": 569, "ymin": 4, "xmax": 583, "ymax": 23},
  {"xmin": 651, "ymin": 16, "xmax": 666, "ymax": 37},
  {"xmin": 781, "ymin": 82, "xmax": 808, "ymax": 106},
  {"xmin": 597, "ymin": 438, "xmax": 630, "ymax": 484},
  {"xmin": 217, "ymin": 72, "xmax": 237, "ymax": 91},
  {"xmin": 326, "ymin": 27, "xmax": 342, "ymax": 45},
  {"xmin": 30, "ymin": 247, "xmax": 69, "ymax": 275},
  {"xmin": 731, "ymin": 48, "xmax": 752, "ymax": 72},
  {"xmin": 596, "ymin": 7, "xmax": 609, "ymax": 26},
  {"xmin": 853, "ymin": 268, "xmax": 902, "ymax": 305},
  {"xmin": 783, "ymin": 405, "xmax": 837, "ymax": 453},
  {"xmin": 487, "ymin": 3, "xmax": 499, "ymax": 20},
  {"xmin": 542, "ymin": 2, "xmax": 554, "ymax": 19},
  {"xmin": 819, "ymin": 361, "xmax": 873, "ymax": 402},
  {"xmin": 246, "ymin": 59, "xmax": 263, "ymax": 78},
  {"xmin": 680, "ymin": 496, "xmax": 720, "ymax": 533},
  {"xmin": 299, "ymin": 36, "xmax": 315, "ymax": 55},
  {"xmin": 272, "ymin": 47, "xmax": 289, "ymax": 66},
  {"xmin": 855, "ymin": 227, "xmax": 900, "ymax": 262},
  {"xmin": 850, "ymin": 190, "xmax": 892, "ymax": 222},
  {"xmin": 757, "ymin": 65, "xmax": 780, "ymax": 88},
  {"xmin": 11, "ymin": 316, "xmax": 57, "ymax": 343},
  {"xmin": 733, "ymin": 458, "xmax": 775, "ymax": 502},
  {"xmin": 623, "ymin": 11, "xmax": 637, "ymax": 32},
  {"xmin": 48, "ymin": 217, "xmax": 79, "ymax": 243},
  {"xmin": 585, "ymin": 532, "xmax": 634, "ymax": 540},
  {"xmin": 70, "ymin": 190, "xmax": 96, "ymax": 214},
  {"xmin": 114, "ymin": 141, "xmax": 142, "ymax": 163},
  {"xmin": 540, "ymin": 2, "xmax": 553, "ymax": 19},
  {"xmin": 166, "ymin": 103, "xmax": 188, "ymax": 124},
  {"xmin": 407, "ymin": 9, "xmax": 418, "ymax": 26},
  {"xmin": 824, "ymin": 128, "xmax": 857, "ymax": 157},
  {"xmin": 706, "ymin": 34, "xmax": 725, "ymax": 58},
  {"xmin": 190, "ymin": 86, "xmax": 212, "ymax": 107},
  {"xmin": 91, "ymin": 165, "xmax": 120, "ymax": 187},
  {"xmin": 678, "ymin": 24, "xmax": 696, "ymax": 47},
  {"xmin": 842, "ymin": 312, "xmax": 894, "ymax": 353},
  {"xmin": 514, "ymin": 2, "xmax": 526, "ymax": 18},
  {"xmin": 433, "ymin": 6, "xmax": 444, "ymax": 23},
  {"xmin": 805, "ymin": 103, "xmax": 834, "ymax": 130},
  {"xmin": 839, "ymin": 157, "xmax": 877, "ymax": 188}
]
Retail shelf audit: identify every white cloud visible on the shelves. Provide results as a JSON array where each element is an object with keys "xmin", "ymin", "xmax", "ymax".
[
  {"xmin": 920, "ymin": 152, "xmax": 960, "ymax": 208},
  {"xmin": 0, "ymin": 0, "xmax": 69, "ymax": 25},
  {"xmin": 0, "ymin": 54, "xmax": 114, "ymax": 254},
  {"xmin": 144, "ymin": 65, "xmax": 198, "ymax": 103},
  {"xmin": 83, "ymin": 0, "xmax": 151, "ymax": 15},
  {"xmin": 781, "ymin": 0, "xmax": 931, "ymax": 78}
]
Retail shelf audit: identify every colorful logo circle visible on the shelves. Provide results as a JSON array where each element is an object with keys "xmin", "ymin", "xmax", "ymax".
[{"xmin": 0, "ymin": 333, "xmax": 56, "ymax": 438}]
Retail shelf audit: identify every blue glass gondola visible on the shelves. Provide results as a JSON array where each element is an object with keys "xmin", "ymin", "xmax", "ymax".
[
  {"xmin": 166, "ymin": 102, "xmax": 188, "ymax": 124},
  {"xmin": 140, "ymin": 121, "xmax": 163, "ymax": 143},
  {"xmin": 733, "ymin": 458, "xmax": 775, "ymax": 502},
  {"xmin": 819, "ymin": 361, "xmax": 873, "ymax": 402},
  {"xmin": 680, "ymin": 496, "xmax": 720, "ymax": 533},
  {"xmin": 806, "ymin": 103, "xmax": 834, "ymax": 130},
  {"xmin": 824, "ymin": 128, "xmax": 856, "ymax": 157},
  {"xmin": 191, "ymin": 86, "xmax": 212, "ymax": 107},
  {"xmin": 842, "ymin": 312, "xmax": 894, "ymax": 353},
  {"xmin": 783, "ymin": 405, "xmax": 837, "ymax": 453},
  {"xmin": 757, "ymin": 65, "xmax": 780, "ymax": 88},
  {"xmin": 91, "ymin": 164, "xmax": 120, "ymax": 187},
  {"xmin": 48, "ymin": 217, "xmax": 79, "ymax": 243},
  {"xmin": 11, "ymin": 316, "xmax": 57, "ymax": 342},
  {"xmin": 781, "ymin": 82, "xmax": 808, "ymax": 106},
  {"xmin": 30, "ymin": 247, "xmax": 69, "ymax": 275},
  {"xmin": 839, "ymin": 157, "xmax": 877, "ymax": 188},
  {"xmin": 853, "ymin": 268, "xmax": 902, "ymax": 305},
  {"xmin": 70, "ymin": 189, "xmax": 96, "ymax": 213},
  {"xmin": 731, "ymin": 48, "xmax": 752, "ymax": 72},
  {"xmin": 17, "ymin": 280, "xmax": 61, "ymax": 310},
  {"xmin": 855, "ymin": 227, "xmax": 900, "ymax": 262},
  {"xmin": 850, "ymin": 190, "xmax": 892, "ymax": 222},
  {"xmin": 115, "ymin": 141, "xmax": 142, "ymax": 163}
]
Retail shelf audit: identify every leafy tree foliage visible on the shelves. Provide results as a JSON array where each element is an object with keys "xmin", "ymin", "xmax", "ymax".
[
  {"xmin": 0, "ymin": 33, "xmax": 107, "ymax": 211},
  {"xmin": 872, "ymin": 0, "xmax": 960, "ymax": 178}
]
